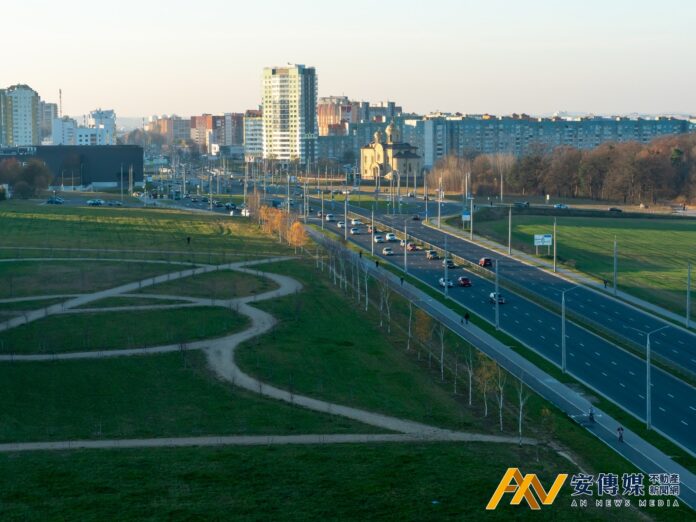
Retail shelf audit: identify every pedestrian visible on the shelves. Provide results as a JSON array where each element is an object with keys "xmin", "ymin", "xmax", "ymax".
[
  {"xmin": 400, "ymin": 276, "xmax": 404, "ymax": 286},
  {"xmin": 464, "ymin": 312, "xmax": 470, "ymax": 325},
  {"xmin": 588, "ymin": 406, "xmax": 595, "ymax": 423},
  {"xmin": 375, "ymin": 260, "xmax": 379, "ymax": 268},
  {"xmin": 359, "ymin": 250, "xmax": 362, "ymax": 258},
  {"xmin": 603, "ymin": 279, "xmax": 608, "ymax": 289},
  {"xmin": 187, "ymin": 236, "xmax": 191, "ymax": 245},
  {"xmin": 460, "ymin": 317, "xmax": 464, "ymax": 326},
  {"xmin": 617, "ymin": 426, "xmax": 624, "ymax": 443}
]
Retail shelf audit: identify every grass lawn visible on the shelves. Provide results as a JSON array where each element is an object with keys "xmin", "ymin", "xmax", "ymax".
[
  {"xmin": 0, "ymin": 442, "xmax": 675, "ymax": 521},
  {"xmin": 237, "ymin": 260, "xmax": 479, "ymax": 432},
  {"xmin": 137, "ymin": 269, "xmax": 278, "ymax": 299},
  {"xmin": 0, "ymin": 297, "xmax": 70, "ymax": 311},
  {"xmin": 472, "ymin": 213, "xmax": 696, "ymax": 316},
  {"xmin": 75, "ymin": 296, "xmax": 189, "ymax": 308},
  {"xmin": 0, "ymin": 200, "xmax": 292, "ymax": 262},
  {"xmin": 0, "ymin": 260, "xmax": 178, "ymax": 298},
  {"xmin": 0, "ymin": 351, "xmax": 369, "ymax": 442},
  {"xmin": 0, "ymin": 306, "xmax": 248, "ymax": 354}
]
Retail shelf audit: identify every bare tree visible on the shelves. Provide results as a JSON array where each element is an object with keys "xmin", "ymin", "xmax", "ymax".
[
  {"xmin": 462, "ymin": 343, "xmax": 475, "ymax": 406},
  {"xmin": 494, "ymin": 364, "xmax": 507, "ymax": 431},
  {"xmin": 437, "ymin": 322, "xmax": 446, "ymax": 382},
  {"xmin": 406, "ymin": 302, "xmax": 413, "ymax": 351},
  {"xmin": 475, "ymin": 353, "xmax": 496, "ymax": 417},
  {"xmin": 376, "ymin": 273, "xmax": 392, "ymax": 332},
  {"xmin": 516, "ymin": 373, "xmax": 531, "ymax": 445}
]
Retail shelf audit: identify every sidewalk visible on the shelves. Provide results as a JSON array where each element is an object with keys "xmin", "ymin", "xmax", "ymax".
[
  {"xmin": 308, "ymin": 227, "xmax": 696, "ymax": 511},
  {"xmin": 433, "ymin": 218, "xmax": 693, "ymax": 329}
]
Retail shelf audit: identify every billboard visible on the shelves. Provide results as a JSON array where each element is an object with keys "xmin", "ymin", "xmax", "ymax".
[{"xmin": 534, "ymin": 234, "xmax": 553, "ymax": 246}]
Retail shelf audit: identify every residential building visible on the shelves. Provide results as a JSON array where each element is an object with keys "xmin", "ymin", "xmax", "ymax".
[
  {"xmin": 87, "ymin": 109, "xmax": 116, "ymax": 145},
  {"xmin": 317, "ymin": 96, "xmax": 359, "ymax": 136},
  {"xmin": 262, "ymin": 64, "xmax": 318, "ymax": 164},
  {"xmin": 1, "ymin": 84, "xmax": 40, "ymax": 146},
  {"xmin": 51, "ymin": 116, "xmax": 78, "ymax": 145},
  {"xmin": 190, "ymin": 114, "xmax": 213, "ymax": 150},
  {"xmin": 243, "ymin": 109, "xmax": 263, "ymax": 161},
  {"xmin": 39, "ymin": 101, "xmax": 58, "ymax": 141}
]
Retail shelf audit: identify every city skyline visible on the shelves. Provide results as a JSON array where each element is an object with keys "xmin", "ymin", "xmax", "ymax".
[{"xmin": 5, "ymin": 0, "xmax": 696, "ymax": 118}]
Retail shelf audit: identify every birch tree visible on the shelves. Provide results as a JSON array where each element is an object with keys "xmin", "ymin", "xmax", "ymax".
[
  {"xmin": 463, "ymin": 343, "xmax": 475, "ymax": 406},
  {"xmin": 517, "ymin": 373, "xmax": 531, "ymax": 445},
  {"xmin": 475, "ymin": 354, "xmax": 496, "ymax": 417},
  {"xmin": 494, "ymin": 364, "xmax": 507, "ymax": 431}
]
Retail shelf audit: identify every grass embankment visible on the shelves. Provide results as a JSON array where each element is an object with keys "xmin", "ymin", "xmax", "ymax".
[
  {"xmin": 0, "ymin": 351, "xmax": 369, "ymax": 443},
  {"xmin": 0, "ymin": 261, "xmax": 178, "ymax": 298},
  {"xmin": 0, "ymin": 201, "xmax": 292, "ymax": 262},
  {"xmin": 138, "ymin": 269, "xmax": 277, "ymax": 299},
  {"xmin": 0, "ymin": 443, "xmax": 634, "ymax": 522},
  {"xmin": 468, "ymin": 210, "xmax": 696, "ymax": 316},
  {"xmin": 0, "ymin": 307, "xmax": 248, "ymax": 354}
]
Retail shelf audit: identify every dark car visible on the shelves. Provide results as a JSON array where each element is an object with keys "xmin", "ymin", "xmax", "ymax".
[
  {"xmin": 478, "ymin": 257, "xmax": 493, "ymax": 268},
  {"xmin": 412, "ymin": 214, "xmax": 420, "ymax": 221},
  {"xmin": 608, "ymin": 207, "xmax": 623, "ymax": 213},
  {"xmin": 457, "ymin": 276, "xmax": 472, "ymax": 287},
  {"xmin": 442, "ymin": 258, "xmax": 455, "ymax": 269},
  {"xmin": 514, "ymin": 201, "xmax": 530, "ymax": 208},
  {"xmin": 46, "ymin": 198, "xmax": 63, "ymax": 204}
]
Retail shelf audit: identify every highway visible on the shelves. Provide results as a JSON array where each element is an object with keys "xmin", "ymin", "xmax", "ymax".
[{"xmin": 314, "ymin": 208, "xmax": 696, "ymax": 455}]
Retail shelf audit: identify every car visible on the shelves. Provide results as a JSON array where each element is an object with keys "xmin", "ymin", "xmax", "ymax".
[
  {"xmin": 367, "ymin": 225, "xmax": 374, "ymax": 233},
  {"xmin": 350, "ymin": 218, "xmax": 363, "ymax": 226},
  {"xmin": 399, "ymin": 239, "xmax": 410, "ymax": 247},
  {"xmin": 382, "ymin": 247, "xmax": 394, "ymax": 256},
  {"xmin": 350, "ymin": 227, "xmax": 360, "ymax": 235},
  {"xmin": 225, "ymin": 202, "xmax": 237, "ymax": 210},
  {"xmin": 407, "ymin": 192, "xmax": 415, "ymax": 198},
  {"xmin": 46, "ymin": 198, "xmax": 63, "ymax": 204},
  {"xmin": 385, "ymin": 232, "xmax": 397, "ymax": 242},
  {"xmin": 457, "ymin": 276, "xmax": 472, "ymax": 287},
  {"xmin": 374, "ymin": 235, "xmax": 385, "ymax": 243},
  {"xmin": 190, "ymin": 197, "xmax": 198, "ymax": 203},
  {"xmin": 214, "ymin": 201, "xmax": 224, "ymax": 208},
  {"xmin": 342, "ymin": 189, "xmax": 352, "ymax": 195},
  {"xmin": 426, "ymin": 250, "xmax": 439, "ymax": 260},
  {"xmin": 479, "ymin": 257, "xmax": 493, "ymax": 268},
  {"xmin": 406, "ymin": 242, "xmax": 417, "ymax": 252},
  {"xmin": 325, "ymin": 213, "xmax": 335, "ymax": 222},
  {"xmin": 412, "ymin": 214, "xmax": 421, "ymax": 221},
  {"xmin": 489, "ymin": 292, "xmax": 506, "ymax": 304},
  {"xmin": 201, "ymin": 197, "xmax": 209, "ymax": 203},
  {"xmin": 337, "ymin": 221, "xmax": 346, "ymax": 228},
  {"xmin": 438, "ymin": 277, "xmax": 454, "ymax": 288},
  {"xmin": 608, "ymin": 207, "xmax": 623, "ymax": 213},
  {"xmin": 316, "ymin": 210, "xmax": 323, "ymax": 217},
  {"xmin": 514, "ymin": 201, "xmax": 530, "ymax": 208},
  {"xmin": 553, "ymin": 203, "xmax": 569, "ymax": 209},
  {"xmin": 442, "ymin": 258, "xmax": 455, "ymax": 268}
]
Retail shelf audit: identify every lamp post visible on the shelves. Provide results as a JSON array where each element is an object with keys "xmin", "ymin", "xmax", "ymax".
[
  {"xmin": 686, "ymin": 262, "xmax": 691, "ymax": 329},
  {"xmin": 437, "ymin": 176, "xmax": 443, "ymax": 229},
  {"xmin": 645, "ymin": 325, "xmax": 669, "ymax": 430},
  {"xmin": 553, "ymin": 217, "xmax": 557, "ymax": 273},
  {"xmin": 508, "ymin": 206, "xmax": 512, "ymax": 255},
  {"xmin": 494, "ymin": 258, "xmax": 500, "ymax": 330},
  {"xmin": 403, "ymin": 221, "xmax": 408, "ymax": 273},
  {"xmin": 470, "ymin": 196, "xmax": 474, "ymax": 241},
  {"xmin": 443, "ymin": 235, "xmax": 449, "ymax": 298},
  {"xmin": 344, "ymin": 191, "xmax": 348, "ymax": 241},
  {"xmin": 321, "ymin": 190, "xmax": 325, "ymax": 230},
  {"xmin": 371, "ymin": 207, "xmax": 375, "ymax": 256},
  {"xmin": 561, "ymin": 285, "xmax": 581, "ymax": 373}
]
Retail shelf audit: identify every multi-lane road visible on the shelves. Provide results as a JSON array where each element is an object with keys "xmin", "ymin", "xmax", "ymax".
[{"xmin": 313, "ymin": 203, "xmax": 696, "ymax": 454}]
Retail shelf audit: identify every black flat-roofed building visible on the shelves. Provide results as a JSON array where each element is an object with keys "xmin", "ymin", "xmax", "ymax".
[{"xmin": 0, "ymin": 145, "xmax": 143, "ymax": 186}]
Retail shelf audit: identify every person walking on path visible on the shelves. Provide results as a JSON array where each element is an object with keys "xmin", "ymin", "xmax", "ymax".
[
  {"xmin": 375, "ymin": 260, "xmax": 379, "ymax": 268},
  {"xmin": 400, "ymin": 277, "xmax": 404, "ymax": 286},
  {"xmin": 187, "ymin": 236, "xmax": 191, "ymax": 245},
  {"xmin": 617, "ymin": 426, "xmax": 624, "ymax": 443},
  {"xmin": 588, "ymin": 406, "xmax": 595, "ymax": 423},
  {"xmin": 603, "ymin": 279, "xmax": 608, "ymax": 289},
  {"xmin": 464, "ymin": 312, "xmax": 470, "ymax": 325}
]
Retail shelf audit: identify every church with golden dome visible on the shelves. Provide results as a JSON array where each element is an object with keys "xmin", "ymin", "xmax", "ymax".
[{"xmin": 360, "ymin": 121, "xmax": 422, "ymax": 182}]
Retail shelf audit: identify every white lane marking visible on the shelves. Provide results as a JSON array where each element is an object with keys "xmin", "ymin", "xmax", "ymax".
[
  {"xmin": 611, "ymin": 361, "xmax": 617, "ymax": 366},
  {"xmin": 659, "ymin": 406, "xmax": 666, "ymax": 412},
  {"xmin": 638, "ymin": 394, "xmax": 644, "ymax": 399},
  {"xmin": 594, "ymin": 351, "xmax": 600, "ymax": 357},
  {"xmin": 667, "ymin": 393, "xmax": 674, "ymax": 399},
  {"xmin": 682, "ymin": 420, "xmax": 689, "ymax": 426},
  {"xmin": 629, "ymin": 370, "xmax": 636, "ymax": 376},
  {"xmin": 579, "ymin": 342, "xmax": 585, "ymax": 347},
  {"xmin": 619, "ymin": 383, "xmax": 626, "ymax": 388},
  {"xmin": 554, "ymin": 344, "xmax": 560, "ymax": 348},
  {"xmin": 585, "ymin": 361, "xmax": 590, "ymax": 366},
  {"xmin": 540, "ymin": 335, "xmax": 546, "ymax": 340},
  {"xmin": 601, "ymin": 372, "xmax": 608, "ymax": 377}
]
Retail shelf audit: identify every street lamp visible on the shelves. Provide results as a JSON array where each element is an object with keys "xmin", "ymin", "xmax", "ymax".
[
  {"xmin": 371, "ymin": 206, "xmax": 375, "ymax": 256},
  {"xmin": 645, "ymin": 325, "xmax": 669, "ymax": 430},
  {"xmin": 494, "ymin": 258, "xmax": 500, "ymax": 329},
  {"xmin": 403, "ymin": 220, "xmax": 408, "ymax": 273},
  {"xmin": 561, "ymin": 285, "xmax": 581, "ymax": 373}
]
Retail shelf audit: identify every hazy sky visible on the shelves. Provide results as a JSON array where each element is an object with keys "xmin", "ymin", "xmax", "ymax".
[{"xmin": 4, "ymin": 0, "xmax": 695, "ymax": 118}]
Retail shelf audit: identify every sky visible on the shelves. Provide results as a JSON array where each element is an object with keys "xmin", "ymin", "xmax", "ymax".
[{"xmin": 3, "ymin": 0, "xmax": 695, "ymax": 118}]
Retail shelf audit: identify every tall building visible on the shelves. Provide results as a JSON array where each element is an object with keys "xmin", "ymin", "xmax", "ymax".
[
  {"xmin": 88, "ymin": 109, "xmax": 116, "ymax": 145},
  {"xmin": 52, "ymin": 109, "xmax": 116, "ymax": 146},
  {"xmin": 262, "ymin": 64, "xmax": 317, "ymax": 164},
  {"xmin": 51, "ymin": 116, "xmax": 78, "ymax": 145},
  {"xmin": 0, "ymin": 90, "xmax": 6, "ymax": 146},
  {"xmin": 39, "ymin": 101, "xmax": 58, "ymax": 141},
  {"xmin": 1, "ymin": 84, "xmax": 40, "ymax": 146},
  {"xmin": 243, "ymin": 109, "xmax": 263, "ymax": 161},
  {"xmin": 317, "ymin": 96, "xmax": 359, "ymax": 136},
  {"xmin": 190, "ymin": 114, "xmax": 213, "ymax": 150}
]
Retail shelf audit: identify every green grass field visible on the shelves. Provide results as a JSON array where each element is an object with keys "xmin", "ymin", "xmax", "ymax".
[
  {"xmin": 0, "ymin": 306, "xmax": 248, "ymax": 354},
  {"xmin": 0, "ymin": 200, "xmax": 291, "ymax": 262},
  {"xmin": 0, "ymin": 260, "xmax": 178, "ymax": 298},
  {"xmin": 0, "ymin": 351, "xmax": 369, "ymax": 442},
  {"xmin": 0, "ymin": 442, "xmax": 673, "ymax": 522},
  {"xmin": 138, "ymin": 269, "xmax": 277, "ymax": 299},
  {"xmin": 472, "ymin": 213, "xmax": 696, "ymax": 316},
  {"xmin": 74, "ymin": 296, "xmax": 189, "ymax": 308}
]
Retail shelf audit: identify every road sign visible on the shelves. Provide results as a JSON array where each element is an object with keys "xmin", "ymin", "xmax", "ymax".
[
  {"xmin": 534, "ymin": 234, "xmax": 553, "ymax": 246},
  {"xmin": 461, "ymin": 211, "xmax": 471, "ymax": 222}
]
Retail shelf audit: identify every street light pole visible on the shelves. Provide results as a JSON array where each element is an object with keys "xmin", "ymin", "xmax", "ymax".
[
  {"xmin": 613, "ymin": 236, "xmax": 618, "ymax": 296},
  {"xmin": 494, "ymin": 258, "xmax": 500, "ymax": 330},
  {"xmin": 561, "ymin": 285, "xmax": 580, "ymax": 373},
  {"xmin": 553, "ymin": 217, "xmax": 557, "ymax": 273},
  {"xmin": 470, "ymin": 196, "xmax": 474, "ymax": 241},
  {"xmin": 403, "ymin": 221, "xmax": 408, "ymax": 273},
  {"xmin": 321, "ymin": 190, "xmax": 325, "ymax": 230},
  {"xmin": 443, "ymin": 235, "xmax": 449, "ymax": 298},
  {"xmin": 344, "ymin": 191, "xmax": 348, "ymax": 241},
  {"xmin": 424, "ymin": 175, "xmax": 429, "ymax": 222},
  {"xmin": 686, "ymin": 262, "xmax": 691, "ymax": 329},
  {"xmin": 508, "ymin": 206, "xmax": 512, "ymax": 255},
  {"xmin": 371, "ymin": 207, "xmax": 375, "ymax": 256},
  {"xmin": 438, "ymin": 176, "xmax": 442, "ymax": 229}
]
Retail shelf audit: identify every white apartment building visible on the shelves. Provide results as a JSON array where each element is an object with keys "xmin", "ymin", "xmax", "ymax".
[
  {"xmin": 262, "ymin": 64, "xmax": 317, "ymax": 164},
  {"xmin": 87, "ymin": 109, "xmax": 116, "ymax": 145},
  {"xmin": 51, "ymin": 109, "xmax": 116, "ymax": 145},
  {"xmin": 52, "ymin": 116, "xmax": 78, "ymax": 145}
]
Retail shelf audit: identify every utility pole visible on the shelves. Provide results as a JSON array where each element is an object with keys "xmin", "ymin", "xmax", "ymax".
[
  {"xmin": 613, "ymin": 236, "xmax": 618, "ymax": 296},
  {"xmin": 645, "ymin": 325, "xmax": 669, "ymax": 430},
  {"xmin": 344, "ymin": 192, "xmax": 348, "ymax": 241},
  {"xmin": 371, "ymin": 207, "xmax": 375, "ymax": 256},
  {"xmin": 553, "ymin": 218, "xmax": 557, "ymax": 273},
  {"xmin": 286, "ymin": 172, "xmax": 290, "ymax": 215},
  {"xmin": 508, "ymin": 206, "xmax": 512, "ymax": 255},
  {"xmin": 120, "ymin": 163, "xmax": 123, "ymax": 202},
  {"xmin": 424, "ymin": 175, "xmax": 429, "ymax": 222},
  {"xmin": 494, "ymin": 258, "xmax": 500, "ymax": 330},
  {"xmin": 437, "ymin": 176, "xmax": 442, "ymax": 229},
  {"xmin": 561, "ymin": 286, "xmax": 579, "ymax": 374},
  {"xmin": 321, "ymin": 190, "xmax": 325, "ymax": 230},
  {"xmin": 443, "ymin": 235, "xmax": 449, "ymax": 298},
  {"xmin": 403, "ymin": 221, "xmax": 408, "ymax": 273},
  {"xmin": 469, "ymin": 196, "xmax": 474, "ymax": 241},
  {"xmin": 687, "ymin": 263, "xmax": 692, "ymax": 329}
]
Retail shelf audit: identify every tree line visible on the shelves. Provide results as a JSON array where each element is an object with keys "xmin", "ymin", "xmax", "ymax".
[
  {"xmin": 0, "ymin": 158, "xmax": 52, "ymax": 199},
  {"xmin": 429, "ymin": 132, "xmax": 696, "ymax": 204}
]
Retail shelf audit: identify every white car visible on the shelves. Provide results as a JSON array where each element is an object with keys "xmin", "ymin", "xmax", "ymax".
[
  {"xmin": 385, "ymin": 233, "xmax": 397, "ymax": 242},
  {"xmin": 382, "ymin": 247, "xmax": 394, "ymax": 256},
  {"xmin": 374, "ymin": 235, "xmax": 385, "ymax": 243},
  {"xmin": 350, "ymin": 227, "xmax": 360, "ymax": 235},
  {"xmin": 489, "ymin": 292, "xmax": 506, "ymax": 304},
  {"xmin": 350, "ymin": 218, "xmax": 363, "ymax": 226},
  {"xmin": 438, "ymin": 277, "xmax": 454, "ymax": 288},
  {"xmin": 325, "ymin": 214, "xmax": 335, "ymax": 222},
  {"xmin": 337, "ymin": 221, "xmax": 346, "ymax": 228}
]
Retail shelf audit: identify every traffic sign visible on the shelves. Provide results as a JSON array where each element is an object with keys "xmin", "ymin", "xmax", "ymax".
[
  {"xmin": 461, "ymin": 211, "xmax": 471, "ymax": 222},
  {"xmin": 534, "ymin": 234, "xmax": 553, "ymax": 246}
]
